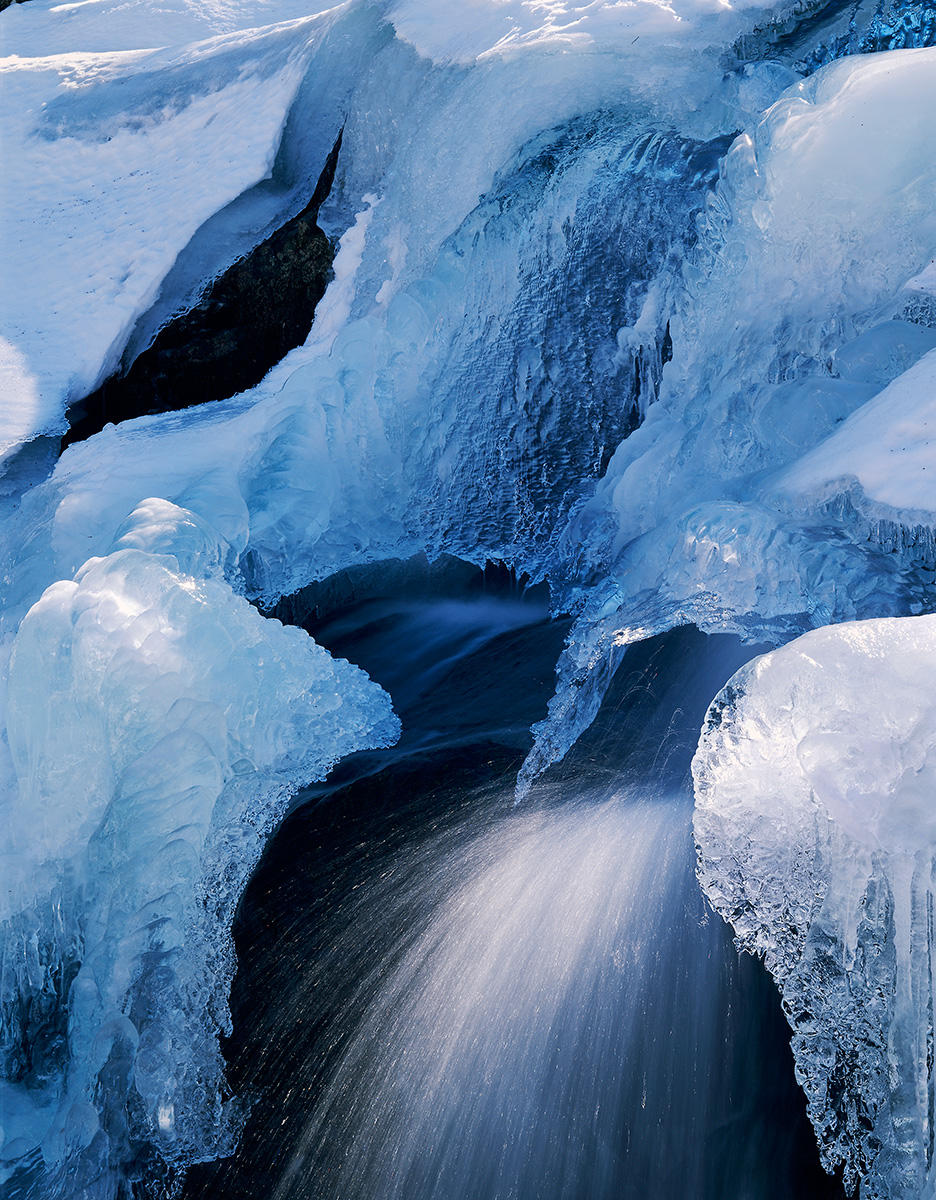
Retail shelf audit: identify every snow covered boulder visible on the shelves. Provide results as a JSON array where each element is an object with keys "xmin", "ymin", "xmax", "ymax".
[
  {"xmin": 778, "ymin": 345, "xmax": 936, "ymax": 557},
  {"xmin": 693, "ymin": 616, "xmax": 936, "ymax": 1199}
]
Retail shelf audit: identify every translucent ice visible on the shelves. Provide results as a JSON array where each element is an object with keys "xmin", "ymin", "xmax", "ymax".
[
  {"xmin": 694, "ymin": 616, "xmax": 936, "ymax": 1198},
  {"xmin": 0, "ymin": 500, "xmax": 398, "ymax": 1192}
]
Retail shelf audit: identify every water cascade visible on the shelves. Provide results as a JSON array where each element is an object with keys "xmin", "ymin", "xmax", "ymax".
[
  {"xmin": 184, "ymin": 569, "xmax": 842, "ymax": 1200},
  {"xmin": 2, "ymin": 2, "xmax": 936, "ymax": 1197}
]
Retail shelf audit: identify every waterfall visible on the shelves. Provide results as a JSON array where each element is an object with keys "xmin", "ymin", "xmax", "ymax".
[{"xmin": 184, "ymin": 570, "xmax": 841, "ymax": 1200}]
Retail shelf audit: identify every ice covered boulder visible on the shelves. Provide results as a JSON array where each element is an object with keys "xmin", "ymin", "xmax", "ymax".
[
  {"xmin": 693, "ymin": 616, "xmax": 936, "ymax": 1198},
  {"xmin": 0, "ymin": 500, "xmax": 399, "ymax": 1195}
]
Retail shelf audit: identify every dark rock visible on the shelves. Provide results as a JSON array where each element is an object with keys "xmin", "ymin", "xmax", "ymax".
[{"xmin": 62, "ymin": 130, "xmax": 343, "ymax": 449}]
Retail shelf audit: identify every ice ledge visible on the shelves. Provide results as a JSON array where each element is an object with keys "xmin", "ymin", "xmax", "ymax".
[{"xmin": 693, "ymin": 615, "xmax": 936, "ymax": 1199}]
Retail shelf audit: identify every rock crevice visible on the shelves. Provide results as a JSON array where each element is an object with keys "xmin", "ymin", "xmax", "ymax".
[{"xmin": 63, "ymin": 130, "xmax": 343, "ymax": 449}]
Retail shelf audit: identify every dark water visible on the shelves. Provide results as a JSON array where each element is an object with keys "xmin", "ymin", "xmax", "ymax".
[{"xmin": 183, "ymin": 561, "xmax": 845, "ymax": 1200}]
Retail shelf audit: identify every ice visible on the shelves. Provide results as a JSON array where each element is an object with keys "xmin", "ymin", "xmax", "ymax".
[
  {"xmin": 778, "ymin": 347, "xmax": 936, "ymax": 530},
  {"xmin": 0, "ymin": 11, "xmax": 331, "ymax": 459},
  {"xmin": 2, "ymin": 0, "xmax": 936, "ymax": 1194},
  {"xmin": 522, "ymin": 46, "xmax": 936, "ymax": 792},
  {"xmin": 693, "ymin": 615, "xmax": 936, "ymax": 1198},
  {"xmin": 0, "ymin": 498, "xmax": 399, "ymax": 1191},
  {"xmin": 592, "ymin": 45, "xmax": 936, "ymax": 550},
  {"xmin": 0, "ymin": 0, "xmax": 792, "ymax": 471},
  {"xmin": 0, "ymin": 7, "xmax": 800, "ymax": 1185}
]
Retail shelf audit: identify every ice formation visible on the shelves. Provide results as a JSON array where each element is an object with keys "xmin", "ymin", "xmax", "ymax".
[
  {"xmin": 519, "ymin": 43, "xmax": 936, "ymax": 791},
  {"xmin": 1, "ymin": 0, "xmax": 936, "ymax": 1195},
  {"xmin": 694, "ymin": 617, "xmax": 936, "ymax": 1198},
  {"xmin": 0, "ymin": 497, "xmax": 399, "ymax": 1193}
]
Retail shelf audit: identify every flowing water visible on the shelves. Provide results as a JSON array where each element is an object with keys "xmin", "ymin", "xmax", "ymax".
[{"xmin": 183, "ymin": 561, "xmax": 845, "ymax": 1200}]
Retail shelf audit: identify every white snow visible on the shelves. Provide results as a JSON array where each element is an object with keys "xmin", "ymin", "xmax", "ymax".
[
  {"xmin": 0, "ymin": 12, "xmax": 328, "ymax": 458},
  {"xmin": 0, "ymin": 0, "xmax": 343, "ymax": 55},
  {"xmin": 906, "ymin": 257, "xmax": 936, "ymax": 297},
  {"xmin": 779, "ymin": 347, "xmax": 936, "ymax": 527},
  {"xmin": 387, "ymin": 0, "xmax": 776, "ymax": 64},
  {"xmin": 694, "ymin": 615, "xmax": 936, "ymax": 1197}
]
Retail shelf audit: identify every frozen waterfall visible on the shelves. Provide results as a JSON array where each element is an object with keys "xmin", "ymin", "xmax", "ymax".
[{"xmin": 1, "ymin": 0, "xmax": 935, "ymax": 1197}]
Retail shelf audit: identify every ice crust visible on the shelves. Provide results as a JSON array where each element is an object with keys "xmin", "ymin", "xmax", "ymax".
[
  {"xmin": 2, "ymin": 0, "xmax": 936, "ymax": 1195},
  {"xmin": 693, "ymin": 617, "xmax": 936, "ymax": 1198}
]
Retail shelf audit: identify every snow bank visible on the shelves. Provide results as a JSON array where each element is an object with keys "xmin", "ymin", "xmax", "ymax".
[
  {"xmin": 0, "ymin": 12, "xmax": 328, "ymax": 458},
  {"xmin": 694, "ymin": 615, "xmax": 936, "ymax": 1198}
]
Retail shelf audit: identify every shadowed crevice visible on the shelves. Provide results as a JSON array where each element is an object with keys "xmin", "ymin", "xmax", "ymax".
[{"xmin": 62, "ymin": 129, "xmax": 343, "ymax": 449}]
